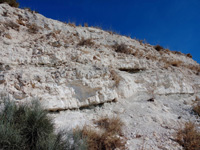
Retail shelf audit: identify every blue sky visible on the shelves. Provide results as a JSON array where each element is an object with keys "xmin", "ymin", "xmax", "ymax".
[{"xmin": 18, "ymin": 0, "xmax": 200, "ymax": 63}]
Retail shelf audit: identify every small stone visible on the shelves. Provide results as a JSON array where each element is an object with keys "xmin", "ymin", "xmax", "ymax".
[
  {"xmin": 5, "ymin": 65, "xmax": 11, "ymax": 70},
  {"xmin": 183, "ymin": 101, "xmax": 187, "ymax": 105},
  {"xmin": 13, "ymin": 92, "xmax": 27, "ymax": 100},
  {"xmin": 0, "ymin": 63, "xmax": 4, "ymax": 71},
  {"xmin": 0, "ymin": 75, "xmax": 5, "ymax": 84},
  {"xmin": 147, "ymin": 98, "xmax": 154, "ymax": 102}
]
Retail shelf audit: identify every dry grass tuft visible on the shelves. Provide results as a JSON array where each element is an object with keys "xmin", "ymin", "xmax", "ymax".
[
  {"xmin": 175, "ymin": 122, "xmax": 200, "ymax": 150},
  {"xmin": 186, "ymin": 53, "xmax": 193, "ymax": 58},
  {"xmin": 26, "ymin": 23, "xmax": 40, "ymax": 34},
  {"xmin": 16, "ymin": 19, "xmax": 25, "ymax": 26},
  {"xmin": 154, "ymin": 45, "xmax": 164, "ymax": 51},
  {"xmin": 0, "ymin": 0, "xmax": 19, "ymax": 7},
  {"xmin": 113, "ymin": 43, "xmax": 132, "ymax": 54},
  {"xmin": 44, "ymin": 24, "xmax": 51, "ymax": 30},
  {"xmin": 94, "ymin": 116, "xmax": 124, "ymax": 135},
  {"xmin": 4, "ymin": 33, "xmax": 12, "ymax": 39},
  {"xmin": 78, "ymin": 38, "xmax": 94, "ymax": 47},
  {"xmin": 193, "ymin": 97, "xmax": 200, "ymax": 116},
  {"xmin": 4, "ymin": 21, "xmax": 20, "ymax": 31},
  {"xmin": 75, "ymin": 116, "xmax": 126, "ymax": 150},
  {"xmin": 186, "ymin": 65, "xmax": 200, "ymax": 75},
  {"xmin": 168, "ymin": 60, "xmax": 182, "ymax": 67},
  {"xmin": 68, "ymin": 22, "xmax": 76, "ymax": 28},
  {"xmin": 110, "ymin": 69, "xmax": 121, "ymax": 86},
  {"xmin": 84, "ymin": 23, "xmax": 89, "ymax": 27},
  {"xmin": 51, "ymin": 41, "xmax": 62, "ymax": 48},
  {"xmin": 172, "ymin": 51, "xmax": 183, "ymax": 55}
]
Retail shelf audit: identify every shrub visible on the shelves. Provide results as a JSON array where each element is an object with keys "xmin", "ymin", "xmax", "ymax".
[
  {"xmin": 186, "ymin": 53, "xmax": 193, "ymax": 58},
  {"xmin": 4, "ymin": 21, "xmax": 20, "ymax": 31},
  {"xmin": 78, "ymin": 38, "xmax": 94, "ymax": 47},
  {"xmin": 4, "ymin": 33, "xmax": 12, "ymax": 39},
  {"xmin": 51, "ymin": 41, "xmax": 62, "ymax": 48},
  {"xmin": 170, "ymin": 60, "xmax": 182, "ymax": 67},
  {"xmin": 76, "ymin": 116, "xmax": 126, "ymax": 150},
  {"xmin": 23, "ymin": 7, "xmax": 38, "ymax": 13},
  {"xmin": 175, "ymin": 122, "xmax": 200, "ymax": 150},
  {"xmin": 20, "ymin": 101, "xmax": 55, "ymax": 149},
  {"xmin": 193, "ymin": 97, "xmax": 200, "ymax": 116},
  {"xmin": 26, "ymin": 23, "xmax": 40, "ymax": 34},
  {"xmin": 0, "ymin": 98, "xmax": 87, "ymax": 150},
  {"xmin": 17, "ymin": 19, "xmax": 26, "ymax": 26},
  {"xmin": 113, "ymin": 43, "xmax": 132, "ymax": 54},
  {"xmin": 173, "ymin": 51, "xmax": 183, "ymax": 55},
  {"xmin": 94, "ymin": 116, "xmax": 124, "ymax": 135},
  {"xmin": 68, "ymin": 22, "xmax": 76, "ymax": 28},
  {"xmin": 84, "ymin": 23, "xmax": 88, "ymax": 27},
  {"xmin": 154, "ymin": 45, "xmax": 164, "ymax": 51},
  {"xmin": 0, "ymin": 120, "xmax": 22, "ymax": 150},
  {"xmin": 0, "ymin": 0, "xmax": 19, "ymax": 7},
  {"xmin": 66, "ymin": 130, "xmax": 88, "ymax": 150}
]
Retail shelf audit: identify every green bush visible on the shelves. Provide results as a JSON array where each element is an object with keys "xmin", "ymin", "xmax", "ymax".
[
  {"xmin": 0, "ymin": 98, "xmax": 87, "ymax": 150},
  {"xmin": 0, "ymin": 0, "xmax": 19, "ymax": 7}
]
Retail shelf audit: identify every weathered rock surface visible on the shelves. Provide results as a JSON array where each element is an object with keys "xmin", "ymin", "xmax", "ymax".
[{"xmin": 0, "ymin": 4, "xmax": 200, "ymax": 149}]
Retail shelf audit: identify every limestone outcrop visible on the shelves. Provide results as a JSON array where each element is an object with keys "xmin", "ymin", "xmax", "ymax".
[
  {"xmin": 0, "ymin": 4, "xmax": 200, "ymax": 149},
  {"xmin": 0, "ymin": 4, "xmax": 199, "ymax": 111}
]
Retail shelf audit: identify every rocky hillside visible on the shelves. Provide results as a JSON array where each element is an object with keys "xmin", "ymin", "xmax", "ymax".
[{"xmin": 0, "ymin": 4, "xmax": 200, "ymax": 149}]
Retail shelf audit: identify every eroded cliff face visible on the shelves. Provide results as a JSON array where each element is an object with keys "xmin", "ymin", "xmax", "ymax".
[
  {"xmin": 1, "ymin": 4, "xmax": 200, "ymax": 149},
  {"xmin": 0, "ymin": 4, "xmax": 199, "ymax": 111}
]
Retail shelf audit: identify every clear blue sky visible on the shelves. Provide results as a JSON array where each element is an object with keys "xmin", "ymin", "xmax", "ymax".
[{"xmin": 18, "ymin": 0, "xmax": 200, "ymax": 63}]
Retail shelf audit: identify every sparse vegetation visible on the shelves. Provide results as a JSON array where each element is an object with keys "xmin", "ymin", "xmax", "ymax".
[
  {"xmin": 4, "ymin": 21, "xmax": 20, "ymax": 31},
  {"xmin": 68, "ymin": 22, "xmax": 76, "ymax": 28},
  {"xmin": 175, "ymin": 122, "xmax": 200, "ymax": 150},
  {"xmin": 17, "ymin": 19, "xmax": 26, "ymax": 26},
  {"xmin": 110, "ymin": 69, "xmax": 121, "ymax": 86},
  {"xmin": 94, "ymin": 116, "xmax": 124, "ymax": 135},
  {"xmin": 163, "ymin": 58, "xmax": 183, "ymax": 68},
  {"xmin": 106, "ymin": 30, "xmax": 119, "ymax": 35},
  {"xmin": 26, "ymin": 23, "xmax": 40, "ymax": 34},
  {"xmin": 170, "ymin": 60, "xmax": 182, "ymax": 67},
  {"xmin": 4, "ymin": 33, "xmax": 12, "ymax": 39},
  {"xmin": 75, "ymin": 116, "xmax": 126, "ymax": 150},
  {"xmin": 186, "ymin": 53, "xmax": 193, "ymax": 58},
  {"xmin": 51, "ymin": 41, "xmax": 62, "ymax": 48},
  {"xmin": 78, "ymin": 38, "xmax": 94, "ymax": 47},
  {"xmin": 0, "ymin": 0, "xmax": 19, "ymax": 7},
  {"xmin": 23, "ymin": 7, "xmax": 38, "ymax": 13},
  {"xmin": 193, "ymin": 97, "xmax": 200, "ymax": 116},
  {"xmin": 84, "ymin": 23, "xmax": 88, "ymax": 27},
  {"xmin": 0, "ymin": 101, "xmax": 126, "ymax": 150},
  {"xmin": 113, "ymin": 43, "xmax": 132, "ymax": 54},
  {"xmin": 92, "ymin": 25, "xmax": 102, "ymax": 30},
  {"xmin": 172, "ymin": 51, "xmax": 183, "ymax": 55},
  {"xmin": 154, "ymin": 45, "xmax": 164, "ymax": 51},
  {"xmin": 0, "ymin": 97, "xmax": 87, "ymax": 150},
  {"xmin": 185, "ymin": 64, "xmax": 200, "ymax": 74}
]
